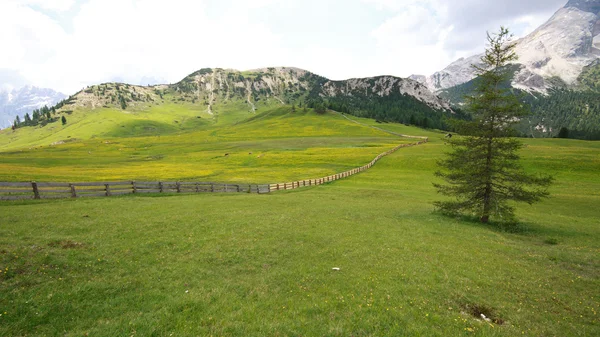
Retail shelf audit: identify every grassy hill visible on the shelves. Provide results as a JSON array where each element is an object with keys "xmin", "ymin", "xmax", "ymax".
[
  {"xmin": 5, "ymin": 67, "xmax": 456, "ymax": 140},
  {"xmin": 0, "ymin": 103, "xmax": 421, "ymax": 182}
]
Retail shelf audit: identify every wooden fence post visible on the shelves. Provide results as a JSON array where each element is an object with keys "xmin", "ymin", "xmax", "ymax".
[
  {"xmin": 211, "ymin": 183, "xmax": 214, "ymax": 192},
  {"xmin": 176, "ymin": 182, "xmax": 181, "ymax": 193},
  {"xmin": 105, "ymin": 183, "xmax": 111, "ymax": 197},
  {"xmin": 195, "ymin": 183, "xmax": 200, "ymax": 193},
  {"xmin": 131, "ymin": 181, "xmax": 137, "ymax": 194},
  {"xmin": 159, "ymin": 182, "xmax": 164, "ymax": 193},
  {"xmin": 70, "ymin": 184, "xmax": 77, "ymax": 198},
  {"xmin": 31, "ymin": 182, "xmax": 40, "ymax": 199}
]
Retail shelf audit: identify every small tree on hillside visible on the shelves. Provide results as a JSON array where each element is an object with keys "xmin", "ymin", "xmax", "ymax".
[
  {"xmin": 434, "ymin": 27, "xmax": 553, "ymax": 223},
  {"xmin": 24, "ymin": 113, "xmax": 32, "ymax": 125},
  {"xmin": 61, "ymin": 115, "xmax": 67, "ymax": 125},
  {"xmin": 557, "ymin": 127, "xmax": 569, "ymax": 139}
]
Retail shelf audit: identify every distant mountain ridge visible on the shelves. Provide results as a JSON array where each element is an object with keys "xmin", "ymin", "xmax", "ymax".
[
  {"xmin": 173, "ymin": 67, "xmax": 451, "ymax": 111},
  {"xmin": 60, "ymin": 67, "xmax": 454, "ymax": 129},
  {"xmin": 0, "ymin": 86, "xmax": 67, "ymax": 129}
]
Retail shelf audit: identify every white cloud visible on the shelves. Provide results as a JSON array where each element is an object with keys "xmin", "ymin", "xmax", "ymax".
[
  {"xmin": 0, "ymin": 2, "xmax": 67, "ymax": 83},
  {"xmin": 5, "ymin": 0, "xmax": 289, "ymax": 93},
  {"xmin": 8, "ymin": 0, "xmax": 76, "ymax": 12},
  {"xmin": 366, "ymin": 0, "xmax": 457, "ymax": 76}
]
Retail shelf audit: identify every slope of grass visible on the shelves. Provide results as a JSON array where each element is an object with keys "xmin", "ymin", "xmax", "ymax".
[
  {"xmin": 0, "ymin": 107, "xmax": 409, "ymax": 183},
  {"xmin": 0, "ymin": 100, "xmax": 212, "ymax": 151},
  {"xmin": 0, "ymin": 134, "xmax": 598, "ymax": 336}
]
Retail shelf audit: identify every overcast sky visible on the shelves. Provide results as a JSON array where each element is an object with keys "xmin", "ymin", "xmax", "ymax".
[{"xmin": 1, "ymin": 0, "xmax": 567, "ymax": 94}]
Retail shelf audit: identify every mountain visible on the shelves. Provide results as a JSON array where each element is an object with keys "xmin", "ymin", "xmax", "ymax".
[
  {"xmin": 0, "ymin": 86, "xmax": 67, "ymax": 129},
  {"xmin": 52, "ymin": 67, "xmax": 453, "ymax": 129},
  {"xmin": 413, "ymin": 54, "xmax": 484, "ymax": 92},
  {"xmin": 170, "ymin": 67, "xmax": 450, "ymax": 110},
  {"xmin": 437, "ymin": 63, "xmax": 600, "ymax": 140},
  {"xmin": 414, "ymin": 0, "xmax": 600, "ymax": 93},
  {"xmin": 1, "ymin": 67, "xmax": 455, "ymax": 151}
]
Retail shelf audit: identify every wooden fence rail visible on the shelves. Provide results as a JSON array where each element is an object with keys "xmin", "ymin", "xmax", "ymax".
[
  {"xmin": 0, "ymin": 137, "xmax": 428, "ymax": 201},
  {"xmin": 0, "ymin": 181, "xmax": 270, "ymax": 200},
  {"xmin": 268, "ymin": 137, "xmax": 428, "ymax": 192}
]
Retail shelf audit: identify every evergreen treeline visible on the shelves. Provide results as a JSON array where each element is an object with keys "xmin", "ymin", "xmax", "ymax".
[
  {"xmin": 300, "ymin": 73, "xmax": 461, "ymax": 130},
  {"xmin": 12, "ymin": 94, "xmax": 77, "ymax": 130},
  {"xmin": 324, "ymin": 93, "xmax": 461, "ymax": 130},
  {"xmin": 304, "ymin": 91, "xmax": 464, "ymax": 130},
  {"xmin": 523, "ymin": 89, "xmax": 600, "ymax": 140},
  {"xmin": 12, "ymin": 105, "xmax": 57, "ymax": 129},
  {"xmin": 441, "ymin": 68, "xmax": 600, "ymax": 140}
]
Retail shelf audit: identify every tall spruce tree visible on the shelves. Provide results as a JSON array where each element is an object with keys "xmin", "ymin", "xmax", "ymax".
[{"xmin": 434, "ymin": 27, "xmax": 553, "ymax": 223}]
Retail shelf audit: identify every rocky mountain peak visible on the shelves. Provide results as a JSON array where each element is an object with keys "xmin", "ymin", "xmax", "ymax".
[
  {"xmin": 565, "ymin": 0, "xmax": 600, "ymax": 14},
  {"xmin": 424, "ymin": 1, "xmax": 600, "ymax": 93},
  {"xmin": 64, "ymin": 67, "xmax": 450, "ymax": 117}
]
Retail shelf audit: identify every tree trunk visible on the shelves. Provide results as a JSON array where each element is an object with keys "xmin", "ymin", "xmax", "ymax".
[{"xmin": 481, "ymin": 132, "xmax": 494, "ymax": 223}]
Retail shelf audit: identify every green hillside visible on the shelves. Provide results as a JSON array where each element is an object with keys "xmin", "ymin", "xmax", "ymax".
[
  {"xmin": 0, "ymin": 103, "xmax": 423, "ymax": 183},
  {"xmin": 1, "ymin": 68, "xmax": 451, "ymax": 183},
  {"xmin": 6, "ymin": 67, "xmax": 455, "ymax": 140}
]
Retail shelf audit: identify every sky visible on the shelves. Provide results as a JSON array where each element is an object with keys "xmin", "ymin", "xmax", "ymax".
[{"xmin": 0, "ymin": 0, "xmax": 567, "ymax": 95}]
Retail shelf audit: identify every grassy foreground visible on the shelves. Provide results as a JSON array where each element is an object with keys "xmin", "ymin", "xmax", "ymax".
[{"xmin": 1, "ymin": 125, "xmax": 599, "ymax": 336}]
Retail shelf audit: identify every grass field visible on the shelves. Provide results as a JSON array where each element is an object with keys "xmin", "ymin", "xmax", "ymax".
[
  {"xmin": 0, "ymin": 105, "xmax": 599, "ymax": 336},
  {"xmin": 0, "ymin": 107, "xmax": 413, "ymax": 183}
]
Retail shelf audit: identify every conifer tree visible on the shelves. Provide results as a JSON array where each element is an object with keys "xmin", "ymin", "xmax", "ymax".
[
  {"xmin": 434, "ymin": 27, "xmax": 553, "ymax": 223},
  {"xmin": 61, "ymin": 115, "xmax": 67, "ymax": 125}
]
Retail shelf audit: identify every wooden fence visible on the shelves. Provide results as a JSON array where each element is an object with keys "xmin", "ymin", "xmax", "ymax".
[
  {"xmin": 268, "ymin": 138, "xmax": 428, "ymax": 192},
  {"xmin": 0, "ymin": 181, "xmax": 270, "ymax": 200},
  {"xmin": 0, "ymin": 137, "xmax": 428, "ymax": 201}
]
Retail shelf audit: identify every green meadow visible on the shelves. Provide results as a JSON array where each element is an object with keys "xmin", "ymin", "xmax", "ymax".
[
  {"xmin": 0, "ymin": 106, "xmax": 409, "ymax": 183},
  {"xmin": 0, "ymin": 104, "xmax": 599, "ymax": 336}
]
